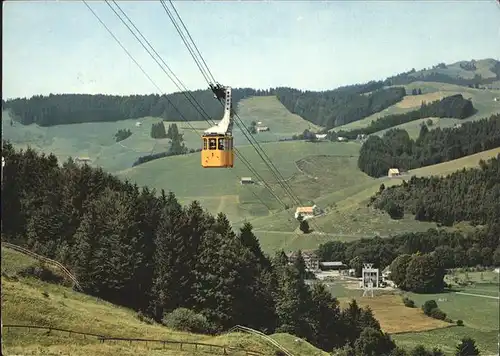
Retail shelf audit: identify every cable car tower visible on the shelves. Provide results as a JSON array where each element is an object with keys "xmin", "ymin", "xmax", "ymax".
[{"xmin": 201, "ymin": 83, "xmax": 234, "ymax": 168}]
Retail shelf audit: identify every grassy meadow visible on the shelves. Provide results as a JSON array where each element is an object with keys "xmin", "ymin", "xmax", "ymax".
[
  {"xmin": 1, "ymin": 247, "xmax": 328, "ymax": 356},
  {"xmin": 334, "ymin": 81, "xmax": 500, "ymax": 132},
  {"xmin": 318, "ymin": 268, "xmax": 499, "ymax": 355}
]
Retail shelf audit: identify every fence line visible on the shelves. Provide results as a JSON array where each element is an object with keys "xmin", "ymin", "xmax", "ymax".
[
  {"xmin": 228, "ymin": 325, "xmax": 294, "ymax": 356},
  {"xmin": 3, "ymin": 324, "xmax": 264, "ymax": 355},
  {"xmin": 2, "ymin": 242, "xmax": 82, "ymax": 291}
]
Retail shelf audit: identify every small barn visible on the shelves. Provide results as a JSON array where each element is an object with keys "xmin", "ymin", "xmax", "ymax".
[
  {"xmin": 387, "ymin": 168, "xmax": 400, "ymax": 178},
  {"xmin": 75, "ymin": 157, "xmax": 91, "ymax": 164},
  {"xmin": 240, "ymin": 177, "xmax": 254, "ymax": 185},
  {"xmin": 294, "ymin": 205, "xmax": 322, "ymax": 220},
  {"xmin": 319, "ymin": 261, "xmax": 348, "ymax": 271}
]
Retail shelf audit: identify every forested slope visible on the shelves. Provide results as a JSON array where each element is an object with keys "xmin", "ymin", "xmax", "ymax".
[
  {"xmin": 338, "ymin": 94, "xmax": 475, "ymax": 140},
  {"xmin": 274, "ymin": 86, "xmax": 406, "ymax": 129},
  {"xmin": 1, "ymin": 140, "xmax": 407, "ymax": 354},
  {"xmin": 371, "ymin": 154, "xmax": 500, "ymax": 227},
  {"xmin": 358, "ymin": 113, "xmax": 500, "ymax": 177},
  {"xmin": 1, "ymin": 88, "xmax": 271, "ymax": 126}
]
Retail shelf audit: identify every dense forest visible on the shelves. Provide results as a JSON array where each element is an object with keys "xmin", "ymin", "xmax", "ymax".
[
  {"xmin": 372, "ymin": 155, "xmax": 500, "ymax": 227},
  {"xmin": 317, "ymin": 222, "xmax": 500, "ymax": 271},
  {"xmin": 338, "ymin": 94, "xmax": 475, "ymax": 140},
  {"xmin": 1, "ymin": 88, "xmax": 270, "ymax": 126},
  {"xmin": 1, "ymin": 142, "xmax": 491, "ymax": 354},
  {"xmin": 358, "ymin": 113, "xmax": 500, "ymax": 177},
  {"xmin": 318, "ymin": 156, "xmax": 500, "ymax": 295},
  {"xmin": 2, "ymin": 140, "xmax": 415, "ymax": 354},
  {"xmin": 274, "ymin": 86, "xmax": 406, "ymax": 129}
]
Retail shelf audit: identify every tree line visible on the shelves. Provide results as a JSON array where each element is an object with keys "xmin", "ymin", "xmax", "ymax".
[
  {"xmin": 274, "ymin": 86, "xmax": 406, "ymax": 129},
  {"xmin": 338, "ymin": 94, "xmax": 475, "ymax": 141},
  {"xmin": 371, "ymin": 155, "xmax": 500, "ymax": 227},
  {"xmin": 134, "ymin": 123, "xmax": 189, "ymax": 166},
  {"xmin": 1, "ymin": 140, "xmax": 410, "ymax": 354},
  {"xmin": 357, "ymin": 113, "xmax": 500, "ymax": 177},
  {"xmin": 1, "ymin": 140, "xmax": 489, "ymax": 354},
  {"xmin": 317, "ymin": 224, "xmax": 500, "ymax": 281},
  {"xmin": 1, "ymin": 88, "xmax": 271, "ymax": 126}
]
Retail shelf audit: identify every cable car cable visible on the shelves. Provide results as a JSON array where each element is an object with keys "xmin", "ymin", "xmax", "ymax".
[
  {"xmin": 161, "ymin": 0, "xmax": 303, "ymax": 208},
  {"xmin": 105, "ymin": 0, "xmax": 286, "ymax": 208},
  {"xmin": 162, "ymin": 1, "xmax": 327, "ymax": 232},
  {"xmin": 162, "ymin": 1, "xmax": 308, "ymax": 211},
  {"xmin": 83, "ymin": 0, "xmax": 282, "ymax": 211}
]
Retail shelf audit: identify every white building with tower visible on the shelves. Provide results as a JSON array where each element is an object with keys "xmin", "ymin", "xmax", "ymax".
[{"xmin": 361, "ymin": 263, "xmax": 379, "ymax": 297}]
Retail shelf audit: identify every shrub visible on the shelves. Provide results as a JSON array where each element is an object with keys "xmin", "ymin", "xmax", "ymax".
[
  {"xmin": 402, "ymin": 296, "xmax": 415, "ymax": 308},
  {"xmin": 136, "ymin": 311, "xmax": 154, "ymax": 325},
  {"xmin": 457, "ymin": 319, "xmax": 464, "ymax": 326},
  {"xmin": 18, "ymin": 263, "xmax": 66, "ymax": 285},
  {"xmin": 422, "ymin": 300, "xmax": 438, "ymax": 315},
  {"xmin": 430, "ymin": 308, "xmax": 447, "ymax": 320},
  {"xmin": 162, "ymin": 308, "xmax": 214, "ymax": 334}
]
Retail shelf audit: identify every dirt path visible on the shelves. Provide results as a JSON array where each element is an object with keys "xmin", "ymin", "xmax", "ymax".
[{"xmin": 455, "ymin": 292, "xmax": 499, "ymax": 300}]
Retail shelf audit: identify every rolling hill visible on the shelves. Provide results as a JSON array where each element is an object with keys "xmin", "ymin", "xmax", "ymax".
[
  {"xmin": 3, "ymin": 58, "xmax": 500, "ymax": 255},
  {"xmin": 1, "ymin": 246, "xmax": 328, "ymax": 356}
]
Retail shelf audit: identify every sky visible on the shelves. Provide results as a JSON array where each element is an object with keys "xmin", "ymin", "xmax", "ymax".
[{"xmin": 2, "ymin": 0, "xmax": 500, "ymax": 99}]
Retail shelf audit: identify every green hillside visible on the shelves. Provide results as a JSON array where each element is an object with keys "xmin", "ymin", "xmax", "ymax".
[
  {"xmin": 334, "ymin": 82, "xmax": 500, "ymax": 132},
  {"xmin": 3, "ymin": 58, "xmax": 500, "ymax": 257},
  {"xmin": 252, "ymin": 147, "xmax": 500, "ymax": 254},
  {"xmin": 116, "ymin": 140, "xmax": 361, "ymax": 223},
  {"xmin": 1, "ymin": 247, "xmax": 327, "ymax": 356}
]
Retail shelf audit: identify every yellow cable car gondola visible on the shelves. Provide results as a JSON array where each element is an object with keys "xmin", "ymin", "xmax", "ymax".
[{"xmin": 201, "ymin": 84, "xmax": 234, "ymax": 168}]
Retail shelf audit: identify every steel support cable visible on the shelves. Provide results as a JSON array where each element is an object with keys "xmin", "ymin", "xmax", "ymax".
[
  {"xmin": 160, "ymin": 0, "xmax": 302, "ymax": 217},
  {"xmin": 83, "ymin": 0, "xmax": 282, "ymax": 211},
  {"xmin": 163, "ymin": 1, "xmax": 327, "ymax": 233},
  {"xmin": 164, "ymin": 0, "xmax": 305, "ymax": 210},
  {"xmin": 164, "ymin": 0, "xmax": 348, "ymax": 235},
  {"xmin": 105, "ymin": 0, "xmax": 286, "ymax": 209},
  {"xmin": 156, "ymin": 1, "xmax": 294, "ymax": 207},
  {"xmin": 161, "ymin": 1, "xmax": 303, "ymax": 209},
  {"xmin": 166, "ymin": 0, "xmax": 217, "ymax": 84}
]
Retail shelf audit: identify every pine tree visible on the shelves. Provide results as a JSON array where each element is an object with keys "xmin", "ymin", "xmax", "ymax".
[
  {"xmin": 275, "ymin": 265, "xmax": 314, "ymax": 341},
  {"xmin": 293, "ymin": 250, "xmax": 307, "ymax": 280},
  {"xmin": 455, "ymin": 337, "xmax": 480, "ymax": 356},
  {"xmin": 310, "ymin": 282, "xmax": 343, "ymax": 350},
  {"xmin": 150, "ymin": 191, "xmax": 188, "ymax": 319}
]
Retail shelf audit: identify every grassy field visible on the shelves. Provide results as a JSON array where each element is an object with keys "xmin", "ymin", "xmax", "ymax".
[
  {"xmin": 333, "ymin": 82, "xmax": 500, "ymax": 132},
  {"xmin": 117, "ymin": 140, "xmax": 362, "ymax": 223},
  {"xmin": 408, "ymin": 147, "xmax": 500, "ymax": 177},
  {"xmin": 1, "ymin": 95, "xmax": 318, "ymax": 174},
  {"xmin": 236, "ymin": 96, "xmax": 321, "ymax": 138},
  {"xmin": 252, "ymin": 147, "xmax": 500, "ymax": 255},
  {"xmin": 408, "ymin": 58, "xmax": 498, "ymax": 80},
  {"xmin": 394, "ymin": 286, "xmax": 499, "ymax": 355},
  {"xmin": 1, "ymin": 247, "xmax": 328, "ymax": 356},
  {"xmin": 321, "ymin": 269, "xmax": 499, "ymax": 355},
  {"xmin": 373, "ymin": 117, "xmax": 463, "ymax": 139}
]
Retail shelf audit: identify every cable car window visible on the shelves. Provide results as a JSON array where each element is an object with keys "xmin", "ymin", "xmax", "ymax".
[
  {"xmin": 208, "ymin": 138, "xmax": 217, "ymax": 150},
  {"xmin": 218, "ymin": 138, "xmax": 224, "ymax": 150},
  {"xmin": 203, "ymin": 138, "xmax": 207, "ymax": 150}
]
